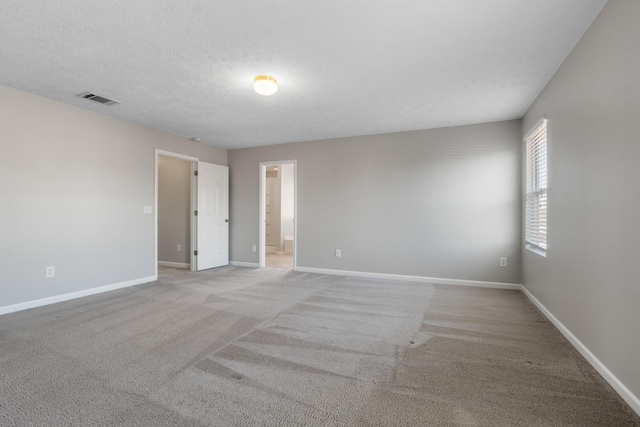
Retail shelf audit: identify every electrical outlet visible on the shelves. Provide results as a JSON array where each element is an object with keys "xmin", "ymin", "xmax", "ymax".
[
  {"xmin": 252, "ymin": 245, "xmax": 257, "ymax": 252},
  {"xmin": 45, "ymin": 266, "xmax": 55, "ymax": 278},
  {"xmin": 177, "ymin": 244, "xmax": 182, "ymax": 252},
  {"xmin": 143, "ymin": 206, "xmax": 152, "ymax": 214},
  {"xmin": 500, "ymin": 257, "xmax": 507, "ymax": 267},
  {"xmin": 335, "ymin": 249, "xmax": 342, "ymax": 258}
]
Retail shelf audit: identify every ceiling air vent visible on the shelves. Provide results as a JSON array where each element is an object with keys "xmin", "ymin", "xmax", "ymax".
[{"xmin": 76, "ymin": 92, "xmax": 120, "ymax": 106}]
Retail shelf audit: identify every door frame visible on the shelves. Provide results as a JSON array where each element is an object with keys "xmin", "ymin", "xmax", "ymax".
[
  {"xmin": 155, "ymin": 149, "xmax": 199, "ymax": 277},
  {"xmin": 259, "ymin": 160, "xmax": 297, "ymax": 269}
]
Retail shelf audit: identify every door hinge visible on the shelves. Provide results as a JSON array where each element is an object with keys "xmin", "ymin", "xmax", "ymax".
[
  {"xmin": 194, "ymin": 210, "xmax": 198, "ymax": 216},
  {"xmin": 194, "ymin": 170, "xmax": 198, "ymax": 176},
  {"xmin": 194, "ymin": 250, "xmax": 198, "ymax": 256}
]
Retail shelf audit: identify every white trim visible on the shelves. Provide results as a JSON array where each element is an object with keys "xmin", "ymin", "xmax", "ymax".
[
  {"xmin": 521, "ymin": 286, "xmax": 640, "ymax": 416},
  {"xmin": 154, "ymin": 153, "xmax": 159, "ymax": 279},
  {"xmin": 0, "ymin": 276, "xmax": 156, "ymax": 316},
  {"xmin": 230, "ymin": 261, "xmax": 260, "ymax": 268},
  {"xmin": 293, "ymin": 162, "xmax": 297, "ymax": 271},
  {"xmin": 157, "ymin": 261, "xmax": 190, "ymax": 269},
  {"xmin": 294, "ymin": 267, "xmax": 521, "ymax": 290},
  {"xmin": 525, "ymin": 244, "xmax": 547, "ymax": 257},
  {"xmin": 156, "ymin": 149, "xmax": 199, "ymax": 162},
  {"xmin": 259, "ymin": 164, "xmax": 265, "ymax": 267},
  {"xmin": 294, "ymin": 264, "xmax": 640, "ymax": 415},
  {"xmin": 523, "ymin": 116, "xmax": 548, "ymax": 141}
]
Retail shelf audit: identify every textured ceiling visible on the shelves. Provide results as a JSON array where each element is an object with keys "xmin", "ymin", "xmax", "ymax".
[{"xmin": 0, "ymin": 0, "xmax": 607, "ymax": 148}]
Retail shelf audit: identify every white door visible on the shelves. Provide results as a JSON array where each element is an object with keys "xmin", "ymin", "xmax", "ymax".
[{"xmin": 196, "ymin": 162, "xmax": 229, "ymax": 270}]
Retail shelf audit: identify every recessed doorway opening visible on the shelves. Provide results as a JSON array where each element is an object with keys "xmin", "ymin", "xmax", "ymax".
[
  {"xmin": 157, "ymin": 154, "xmax": 193, "ymax": 271},
  {"xmin": 259, "ymin": 160, "xmax": 296, "ymax": 270},
  {"xmin": 155, "ymin": 149, "xmax": 229, "ymax": 277}
]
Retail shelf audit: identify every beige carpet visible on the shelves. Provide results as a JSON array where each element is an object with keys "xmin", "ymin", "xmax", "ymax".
[
  {"xmin": 266, "ymin": 253, "xmax": 293, "ymax": 269},
  {"xmin": 1, "ymin": 266, "xmax": 638, "ymax": 426}
]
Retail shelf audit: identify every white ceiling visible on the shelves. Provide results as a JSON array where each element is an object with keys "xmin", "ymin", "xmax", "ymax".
[{"xmin": 0, "ymin": 0, "xmax": 607, "ymax": 149}]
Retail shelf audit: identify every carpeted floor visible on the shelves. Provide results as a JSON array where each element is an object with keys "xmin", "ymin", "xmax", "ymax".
[
  {"xmin": 266, "ymin": 253, "xmax": 293, "ymax": 270},
  {"xmin": 1, "ymin": 266, "xmax": 638, "ymax": 426}
]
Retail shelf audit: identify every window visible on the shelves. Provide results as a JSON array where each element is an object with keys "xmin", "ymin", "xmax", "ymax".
[{"xmin": 525, "ymin": 118, "xmax": 547, "ymax": 254}]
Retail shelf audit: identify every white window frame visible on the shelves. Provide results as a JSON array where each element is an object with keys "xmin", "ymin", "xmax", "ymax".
[{"xmin": 525, "ymin": 118, "xmax": 548, "ymax": 255}]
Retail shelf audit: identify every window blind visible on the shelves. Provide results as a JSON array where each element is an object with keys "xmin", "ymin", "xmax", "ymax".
[{"xmin": 525, "ymin": 119, "xmax": 547, "ymax": 252}]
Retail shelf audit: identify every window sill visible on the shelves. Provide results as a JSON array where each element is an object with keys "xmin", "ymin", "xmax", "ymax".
[{"xmin": 525, "ymin": 244, "xmax": 546, "ymax": 258}]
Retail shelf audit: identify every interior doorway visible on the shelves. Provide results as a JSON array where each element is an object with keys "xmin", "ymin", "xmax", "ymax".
[
  {"xmin": 154, "ymin": 150, "xmax": 230, "ymax": 277},
  {"xmin": 155, "ymin": 150, "xmax": 198, "ymax": 276},
  {"xmin": 259, "ymin": 160, "xmax": 296, "ymax": 270}
]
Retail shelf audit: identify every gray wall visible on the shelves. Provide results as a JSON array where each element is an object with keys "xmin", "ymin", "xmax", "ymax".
[
  {"xmin": 158, "ymin": 156, "xmax": 191, "ymax": 265},
  {"xmin": 0, "ymin": 85, "xmax": 226, "ymax": 308},
  {"xmin": 228, "ymin": 120, "xmax": 522, "ymax": 284},
  {"xmin": 522, "ymin": 0, "xmax": 640, "ymax": 398}
]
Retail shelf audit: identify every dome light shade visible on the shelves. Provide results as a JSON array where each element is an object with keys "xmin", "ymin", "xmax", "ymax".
[{"xmin": 254, "ymin": 75, "xmax": 278, "ymax": 96}]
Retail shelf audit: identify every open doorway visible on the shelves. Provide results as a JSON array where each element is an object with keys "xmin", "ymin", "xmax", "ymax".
[
  {"xmin": 155, "ymin": 149, "xmax": 230, "ymax": 276},
  {"xmin": 259, "ymin": 160, "xmax": 296, "ymax": 270},
  {"xmin": 156, "ymin": 151, "xmax": 197, "ymax": 274}
]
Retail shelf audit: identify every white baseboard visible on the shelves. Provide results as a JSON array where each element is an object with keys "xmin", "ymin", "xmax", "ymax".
[
  {"xmin": 230, "ymin": 261, "xmax": 260, "ymax": 268},
  {"xmin": 294, "ymin": 266, "xmax": 521, "ymax": 290},
  {"xmin": 520, "ymin": 286, "xmax": 640, "ymax": 416},
  {"xmin": 3, "ymin": 266, "xmax": 635, "ymax": 418},
  {"xmin": 158, "ymin": 261, "xmax": 190, "ymax": 269},
  {"xmin": 295, "ymin": 266, "xmax": 639, "ymax": 415},
  {"xmin": 0, "ymin": 276, "xmax": 156, "ymax": 316}
]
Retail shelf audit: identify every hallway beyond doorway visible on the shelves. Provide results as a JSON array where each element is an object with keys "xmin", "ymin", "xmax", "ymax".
[{"xmin": 266, "ymin": 253, "xmax": 293, "ymax": 270}]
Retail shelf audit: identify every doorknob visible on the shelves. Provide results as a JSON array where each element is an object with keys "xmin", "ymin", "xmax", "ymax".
[{"xmin": 225, "ymin": 219, "xmax": 230, "ymax": 223}]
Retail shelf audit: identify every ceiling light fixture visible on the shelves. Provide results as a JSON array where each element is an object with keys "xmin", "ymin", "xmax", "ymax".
[{"xmin": 254, "ymin": 75, "xmax": 278, "ymax": 96}]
